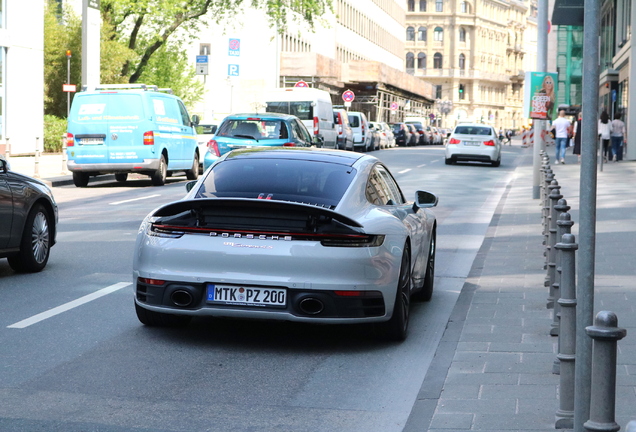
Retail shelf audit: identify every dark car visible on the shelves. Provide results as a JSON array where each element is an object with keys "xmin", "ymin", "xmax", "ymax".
[
  {"xmin": 405, "ymin": 124, "xmax": 419, "ymax": 146},
  {"xmin": 0, "ymin": 154, "xmax": 58, "ymax": 272},
  {"xmin": 405, "ymin": 121, "xmax": 430, "ymax": 145},
  {"xmin": 391, "ymin": 122, "xmax": 412, "ymax": 147}
]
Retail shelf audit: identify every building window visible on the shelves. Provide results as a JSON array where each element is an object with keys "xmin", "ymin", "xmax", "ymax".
[
  {"xmin": 406, "ymin": 52, "xmax": 415, "ymax": 70},
  {"xmin": 459, "ymin": 53, "xmax": 466, "ymax": 69},
  {"xmin": 418, "ymin": 27, "xmax": 427, "ymax": 41},
  {"xmin": 420, "ymin": 0, "xmax": 427, "ymax": 11},
  {"xmin": 434, "ymin": 27, "xmax": 443, "ymax": 41},
  {"xmin": 460, "ymin": 1, "xmax": 469, "ymax": 13},
  {"xmin": 434, "ymin": 52, "xmax": 443, "ymax": 68},
  {"xmin": 435, "ymin": 0, "xmax": 443, "ymax": 12},
  {"xmin": 408, "ymin": 0, "xmax": 415, "ymax": 11},
  {"xmin": 435, "ymin": 85, "xmax": 443, "ymax": 99},
  {"xmin": 418, "ymin": 52, "xmax": 426, "ymax": 69},
  {"xmin": 406, "ymin": 26, "xmax": 415, "ymax": 41},
  {"xmin": 459, "ymin": 27, "xmax": 466, "ymax": 42}
]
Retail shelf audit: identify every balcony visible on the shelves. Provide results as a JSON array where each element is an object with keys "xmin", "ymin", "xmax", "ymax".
[{"xmin": 411, "ymin": 68, "xmax": 511, "ymax": 82}]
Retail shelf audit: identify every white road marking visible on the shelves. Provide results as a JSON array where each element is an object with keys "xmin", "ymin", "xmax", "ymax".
[
  {"xmin": 109, "ymin": 194, "xmax": 161, "ymax": 205},
  {"xmin": 417, "ymin": 164, "xmax": 427, "ymax": 168},
  {"xmin": 7, "ymin": 282, "xmax": 132, "ymax": 329},
  {"xmin": 398, "ymin": 169, "xmax": 412, "ymax": 174}
]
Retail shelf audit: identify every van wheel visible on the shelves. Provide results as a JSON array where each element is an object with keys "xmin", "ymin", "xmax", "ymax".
[
  {"xmin": 151, "ymin": 155, "xmax": 167, "ymax": 186},
  {"xmin": 115, "ymin": 173, "xmax": 127, "ymax": 182},
  {"xmin": 185, "ymin": 153, "xmax": 199, "ymax": 180},
  {"xmin": 73, "ymin": 172, "xmax": 89, "ymax": 187}
]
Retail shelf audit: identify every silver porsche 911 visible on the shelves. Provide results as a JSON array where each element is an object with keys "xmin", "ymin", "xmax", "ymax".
[{"xmin": 132, "ymin": 148, "xmax": 438, "ymax": 341}]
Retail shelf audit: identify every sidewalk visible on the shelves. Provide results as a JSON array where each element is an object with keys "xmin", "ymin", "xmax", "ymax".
[
  {"xmin": 7, "ymin": 148, "xmax": 636, "ymax": 431},
  {"xmin": 407, "ymin": 148, "xmax": 636, "ymax": 431}
]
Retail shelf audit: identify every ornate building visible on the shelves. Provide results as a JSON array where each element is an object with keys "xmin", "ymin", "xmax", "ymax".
[{"xmin": 405, "ymin": 0, "xmax": 537, "ymax": 130}]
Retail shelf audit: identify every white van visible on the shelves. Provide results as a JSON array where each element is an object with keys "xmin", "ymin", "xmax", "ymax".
[{"xmin": 264, "ymin": 87, "xmax": 337, "ymax": 148}]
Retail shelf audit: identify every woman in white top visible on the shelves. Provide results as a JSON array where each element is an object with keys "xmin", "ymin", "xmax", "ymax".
[
  {"xmin": 598, "ymin": 111, "xmax": 612, "ymax": 162},
  {"xmin": 610, "ymin": 112, "xmax": 627, "ymax": 162}
]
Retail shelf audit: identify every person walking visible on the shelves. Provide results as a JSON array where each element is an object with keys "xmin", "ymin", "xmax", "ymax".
[
  {"xmin": 610, "ymin": 112, "xmax": 626, "ymax": 162},
  {"xmin": 572, "ymin": 111, "xmax": 583, "ymax": 162},
  {"xmin": 551, "ymin": 109, "xmax": 572, "ymax": 164},
  {"xmin": 598, "ymin": 110, "xmax": 612, "ymax": 162}
]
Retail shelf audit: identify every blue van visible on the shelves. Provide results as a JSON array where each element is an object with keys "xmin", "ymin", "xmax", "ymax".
[{"xmin": 66, "ymin": 84, "xmax": 200, "ymax": 187}]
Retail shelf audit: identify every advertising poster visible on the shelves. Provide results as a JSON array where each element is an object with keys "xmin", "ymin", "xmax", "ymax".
[{"xmin": 524, "ymin": 72, "xmax": 558, "ymax": 120}]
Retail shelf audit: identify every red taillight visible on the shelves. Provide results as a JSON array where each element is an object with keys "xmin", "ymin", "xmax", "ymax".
[
  {"xmin": 208, "ymin": 139, "xmax": 221, "ymax": 157},
  {"xmin": 143, "ymin": 131, "xmax": 154, "ymax": 145},
  {"xmin": 484, "ymin": 140, "xmax": 496, "ymax": 146},
  {"xmin": 448, "ymin": 138, "xmax": 461, "ymax": 144},
  {"xmin": 334, "ymin": 291, "xmax": 363, "ymax": 297},
  {"xmin": 283, "ymin": 142, "xmax": 296, "ymax": 147},
  {"xmin": 138, "ymin": 277, "xmax": 165, "ymax": 286},
  {"xmin": 313, "ymin": 116, "xmax": 319, "ymax": 135},
  {"xmin": 66, "ymin": 132, "xmax": 74, "ymax": 147}
]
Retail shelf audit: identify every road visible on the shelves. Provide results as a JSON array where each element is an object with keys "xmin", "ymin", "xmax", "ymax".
[{"xmin": 0, "ymin": 144, "xmax": 526, "ymax": 431}]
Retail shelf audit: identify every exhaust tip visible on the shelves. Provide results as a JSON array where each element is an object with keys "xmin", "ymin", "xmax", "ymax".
[
  {"xmin": 299, "ymin": 297, "xmax": 324, "ymax": 315},
  {"xmin": 171, "ymin": 289, "xmax": 194, "ymax": 307}
]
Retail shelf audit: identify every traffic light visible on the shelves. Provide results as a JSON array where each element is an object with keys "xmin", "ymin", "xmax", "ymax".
[
  {"xmin": 458, "ymin": 84, "xmax": 464, "ymax": 98},
  {"xmin": 66, "ymin": 50, "xmax": 72, "ymax": 58}
]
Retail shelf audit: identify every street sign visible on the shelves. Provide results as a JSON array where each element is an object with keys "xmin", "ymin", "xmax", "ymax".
[
  {"xmin": 429, "ymin": 113, "xmax": 435, "ymax": 120},
  {"xmin": 342, "ymin": 90, "xmax": 355, "ymax": 102},
  {"xmin": 294, "ymin": 80, "xmax": 309, "ymax": 88},
  {"xmin": 63, "ymin": 84, "xmax": 77, "ymax": 92},
  {"xmin": 228, "ymin": 64, "xmax": 240, "ymax": 76},
  {"xmin": 196, "ymin": 55, "xmax": 209, "ymax": 64},
  {"xmin": 390, "ymin": 102, "xmax": 398, "ymax": 111},
  {"xmin": 229, "ymin": 38, "xmax": 240, "ymax": 56},
  {"xmin": 196, "ymin": 55, "xmax": 209, "ymax": 75},
  {"xmin": 612, "ymin": 89, "xmax": 617, "ymax": 102}
]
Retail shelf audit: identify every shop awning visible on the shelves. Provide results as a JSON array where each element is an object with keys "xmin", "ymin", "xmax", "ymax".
[{"xmin": 551, "ymin": 0, "xmax": 584, "ymax": 26}]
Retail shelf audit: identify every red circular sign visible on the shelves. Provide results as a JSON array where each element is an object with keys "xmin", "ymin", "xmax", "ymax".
[
  {"xmin": 390, "ymin": 102, "xmax": 398, "ymax": 111},
  {"xmin": 294, "ymin": 80, "xmax": 309, "ymax": 88},
  {"xmin": 342, "ymin": 90, "xmax": 355, "ymax": 102}
]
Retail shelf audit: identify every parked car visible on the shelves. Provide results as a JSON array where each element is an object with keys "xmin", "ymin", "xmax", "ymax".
[
  {"xmin": 405, "ymin": 120, "xmax": 430, "ymax": 145},
  {"xmin": 66, "ymin": 84, "xmax": 200, "ymax": 187},
  {"xmin": 196, "ymin": 124, "xmax": 217, "ymax": 169},
  {"xmin": 333, "ymin": 108, "xmax": 354, "ymax": 150},
  {"xmin": 405, "ymin": 124, "xmax": 419, "ymax": 146},
  {"xmin": 203, "ymin": 113, "xmax": 315, "ymax": 171},
  {"xmin": 347, "ymin": 111, "xmax": 371, "ymax": 152},
  {"xmin": 444, "ymin": 123, "xmax": 502, "ymax": 166},
  {"xmin": 264, "ymin": 87, "xmax": 337, "ymax": 148},
  {"xmin": 430, "ymin": 127, "xmax": 444, "ymax": 145},
  {"xmin": 369, "ymin": 121, "xmax": 388, "ymax": 149},
  {"xmin": 0, "ymin": 154, "xmax": 58, "ymax": 272},
  {"xmin": 133, "ymin": 147, "xmax": 438, "ymax": 341},
  {"xmin": 391, "ymin": 122, "xmax": 412, "ymax": 147},
  {"xmin": 380, "ymin": 122, "xmax": 396, "ymax": 148}
]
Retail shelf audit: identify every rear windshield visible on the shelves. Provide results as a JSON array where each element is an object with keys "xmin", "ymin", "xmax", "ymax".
[
  {"xmin": 216, "ymin": 119, "xmax": 289, "ymax": 140},
  {"xmin": 71, "ymin": 94, "xmax": 144, "ymax": 122},
  {"xmin": 454, "ymin": 126, "xmax": 492, "ymax": 136},
  {"xmin": 265, "ymin": 102, "xmax": 313, "ymax": 121},
  {"xmin": 196, "ymin": 158, "xmax": 356, "ymax": 209},
  {"xmin": 349, "ymin": 115, "xmax": 360, "ymax": 128},
  {"xmin": 406, "ymin": 121, "xmax": 423, "ymax": 130}
]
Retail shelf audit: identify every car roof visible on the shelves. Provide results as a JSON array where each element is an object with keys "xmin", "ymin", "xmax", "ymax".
[
  {"xmin": 454, "ymin": 123, "xmax": 491, "ymax": 128},
  {"xmin": 224, "ymin": 113, "xmax": 300, "ymax": 121},
  {"xmin": 223, "ymin": 147, "xmax": 367, "ymax": 166}
]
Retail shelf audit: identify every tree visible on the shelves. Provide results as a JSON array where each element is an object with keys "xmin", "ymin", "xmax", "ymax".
[{"xmin": 101, "ymin": 0, "xmax": 333, "ymax": 83}]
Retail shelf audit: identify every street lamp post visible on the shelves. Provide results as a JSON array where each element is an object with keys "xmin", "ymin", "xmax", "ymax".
[
  {"xmin": 436, "ymin": 99, "xmax": 453, "ymax": 129},
  {"xmin": 66, "ymin": 50, "xmax": 72, "ymax": 117}
]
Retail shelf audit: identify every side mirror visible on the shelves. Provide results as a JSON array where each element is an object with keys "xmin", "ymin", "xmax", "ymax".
[
  {"xmin": 191, "ymin": 114, "xmax": 200, "ymax": 126},
  {"xmin": 185, "ymin": 180, "xmax": 197, "ymax": 193},
  {"xmin": 413, "ymin": 190, "xmax": 439, "ymax": 211},
  {"xmin": 447, "ymin": 132, "xmax": 451, "ymax": 138}
]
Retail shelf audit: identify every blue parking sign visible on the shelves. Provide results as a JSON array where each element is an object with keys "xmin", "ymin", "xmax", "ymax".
[{"xmin": 228, "ymin": 64, "xmax": 239, "ymax": 76}]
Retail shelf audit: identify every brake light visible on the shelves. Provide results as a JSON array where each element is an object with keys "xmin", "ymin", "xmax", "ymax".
[
  {"xmin": 334, "ymin": 291, "xmax": 363, "ymax": 297},
  {"xmin": 143, "ymin": 131, "xmax": 154, "ymax": 145},
  {"xmin": 208, "ymin": 139, "xmax": 221, "ymax": 156},
  {"xmin": 484, "ymin": 140, "xmax": 496, "ymax": 146},
  {"xmin": 313, "ymin": 116, "xmax": 319, "ymax": 135},
  {"xmin": 448, "ymin": 138, "xmax": 461, "ymax": 144},
  {"xmin": 138, "ymin": 277, "xmax": 165, "ymax": 286},
  {"xmin": 66, "ymin": 133, "xmax": 74, "ymax": 147},
  {"xmin": 283, "ymin": 142, "xmax": 296, "ymax": 147}
]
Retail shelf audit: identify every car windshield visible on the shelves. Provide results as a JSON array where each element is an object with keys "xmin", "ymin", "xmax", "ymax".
[
  {"xmin": 454, "ymin": 126, "xmax": 492, "ymax": 136},
  {"xmin": 196, "ymin": 158, "xmax": 356, "ymax": 209},
  {"xmin": 216, "ymin": 119, "xmax": 289, "ymax": 140},
  {"xmin": 198, "ymin": 124, "xmax": 217, "ymax": 134},
  {"xmin": 349, "ymin": 116, "xmax": 360, "ymax": 128},
  {"xmin": 265, "ymin": 102, "xmax": 313, "ymax": 121}
]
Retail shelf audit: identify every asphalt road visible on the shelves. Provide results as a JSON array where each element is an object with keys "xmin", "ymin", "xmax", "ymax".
[{"xmin": 0, "ymin": 144, "xmax": 526, "ymax": 432}]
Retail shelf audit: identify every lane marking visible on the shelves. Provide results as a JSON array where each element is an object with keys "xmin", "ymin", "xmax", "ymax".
[
  {"xmin": 398, "ymin": 168, "xmax": 412, "ymax": 174},
  {"xmin": 7, "ymin": 282, "xmax": 132, "ymax": 329},
  {"xmin": 417, "ymin": 164, "xmax": 427, "ymax": 168},
  {"xmin": 110, "ymin": 194, "xmax": 161, "ymax": 205}
]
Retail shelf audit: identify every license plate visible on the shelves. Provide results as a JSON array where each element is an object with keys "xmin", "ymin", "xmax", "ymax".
[
  {"xmin": 463, "ymin": 141, "xmax": 480, "ymax": 146},
  {"xmin": 206, "ymin": 284, "xmax": 287, "ymax": 307},
  {"xmin": 79, "ymin": 138, "xmax": 104, "ymax": 145}
]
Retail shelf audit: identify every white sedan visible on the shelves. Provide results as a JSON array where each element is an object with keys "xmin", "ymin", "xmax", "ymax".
[
  {"xmin": 133, "ymin": 148, "xmax": 438, "ymax": 341},
  {"xmin": 444, "ymin": 123, "xmax": 502, "ymax": 166}
]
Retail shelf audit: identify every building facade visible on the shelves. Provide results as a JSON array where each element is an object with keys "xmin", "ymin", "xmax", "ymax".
[
  {"xmin": 405, "ymin": 0, "xmax": 537, "ymax": 130},
  {"xmin": 0, "ymin": 0, "xmax": 45, "ymax": 156}
]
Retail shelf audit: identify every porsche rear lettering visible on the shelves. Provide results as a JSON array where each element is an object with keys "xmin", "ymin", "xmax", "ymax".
[{"xmin": 223, "ymin": 241, "xmax": 274, "ymax": 249}]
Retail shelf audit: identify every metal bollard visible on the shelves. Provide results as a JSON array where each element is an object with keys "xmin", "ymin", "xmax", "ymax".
[
  {"xmin": 583, "ymin": 311, "xmax": 626, "ymax": 432},
  {"xmin": 542, "ymin": 171, "xmax": 554, "ymax": 271},
  {"xmin": 34, "ymin": 137, "xmax": 41, "ymax": 178},
  {"xmin": 555, "ymin": 232, "xmax": 577, "ymax": 428},
  {"xmin": 546, "ymin": 181, "xmax": 562, "ymax": 310},
  {"xmin": 61, "ymin": 133, "xmax": 68, "ymax": 175},
  {"xmin": 4, "ymin": 136, "xmax": 10, "ymax": 163},
  {"xmin": 550, "ymin": 200, "xmax": 572, "ymax": 337}
]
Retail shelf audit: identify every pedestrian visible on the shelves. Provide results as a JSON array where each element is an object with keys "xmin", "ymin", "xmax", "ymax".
[
  {"xmin": 506, "ymin": 129, "xmax": 513, "ymax": 145},
  {"xmin": 550, "ymin": 109, "xmax": 571, "ymax": 164},
  {"xmin": 572, "ymin": 111, "xmax": 582, "ymax": 163},
  {"xmin": 598, "ymin": 110, "xmax": 612, "ymax": 162},
  {"xmin": 610, "ymin": 112, "xmax": 626, "ymax": 162}
]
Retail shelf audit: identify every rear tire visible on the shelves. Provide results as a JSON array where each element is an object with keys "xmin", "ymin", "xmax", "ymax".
[
  {"xmin": 115, "ymin": 173, "xmax": 128, "ymax": 182},
  {"xmin": 135, "ymin": 302, "xmax": 192, "ymax": 327},
  {"xmin": 7, "ymin": 204, "xmax": 52, "ymax": 273},
  {"xmin": 151, "ymin": 155, "xmax": 167, "ymax": 186},
  {"xmin": 445, "ymin": 158, "xmax": 452, "ymax": 165},
  {"xmin": 185, "ymin": 153, "xmax": 199, "ymax": 180},
  {"xmin": 72, "ymin": 172, "xmax": 89, "ymax": 187},
  {"xmin": 380, "ymin": 244, "xmax": 411, "ymax": 341},
  {"xmin": 413, "ymin": 231, "xmax": 435, "ymax": 302},
  {"xmin": 492, "ymin": 156, "xmax": 501, "ymax": 167}
]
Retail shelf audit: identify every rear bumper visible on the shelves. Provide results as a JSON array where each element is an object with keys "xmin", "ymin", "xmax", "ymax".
[{"xmin": 67, "ymin": 159, "xmax": 160, "ymax": 173}]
